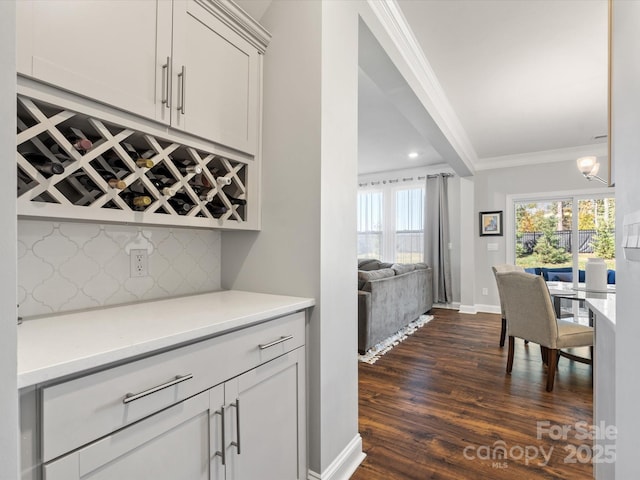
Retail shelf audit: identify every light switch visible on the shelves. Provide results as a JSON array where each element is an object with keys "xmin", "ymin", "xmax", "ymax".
[
  {"xmin": 487, "ymin": 243, "xmax": 498, "ymax": 251},
  {"xmin": 623, "ymin": 210, "xmax": 640, "ymax": 261}
]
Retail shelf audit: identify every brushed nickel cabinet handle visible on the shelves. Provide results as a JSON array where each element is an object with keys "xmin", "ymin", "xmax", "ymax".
[
  {"xmin": 258, "ymin": 335, "xmax": 294, "ymax": 350},
  {"xmin": 231, "ymin": 399, "xmax": 241, "ymax": 454},
  {"xmin": 123, "ymin": 374, "xmax": 193, "ymax": 404},
  {"xmin": 177, "ymin": 65, "xmax": 186, "ymax": 115},
  {"xmin": 162, "ymin": 56, "xmax": 171, "ymax": 109},
  {"xmin": 214, "ymin": 406, "xmax": 226, "ymax": 465}
]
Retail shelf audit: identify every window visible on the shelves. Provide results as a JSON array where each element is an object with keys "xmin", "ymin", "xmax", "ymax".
[
  {"xmin": 512, "ymin": 194, "xmax": 615, "ymax": 281},
  {"xmin": 395, "ymin": 187, "xmax": 424, "ymax": 263},
  {"xmin": 357, "ymin": 190, "xmax": 383, "ymax": 259},
  {"xmin": 357, "ymin": 182, "xmax": 425, "ymax": 263}
]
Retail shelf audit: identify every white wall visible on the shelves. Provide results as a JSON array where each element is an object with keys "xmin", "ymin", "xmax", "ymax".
[
  {"xmin": 221, "ymin": 1, "xmax": 363, "ymax": 477},
  {"xmin": 612, "ymin": 3, "xmax": 640, "ymax": 477},
  {"xmin": 0, "ymin": 2, "xmax": 19, "ymax": 479},
  {"xmin": 473, "ymin": 159, "xmax": 609, "ymax": 311}
]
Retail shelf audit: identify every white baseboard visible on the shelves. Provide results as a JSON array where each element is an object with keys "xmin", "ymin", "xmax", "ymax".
[
  {"xmin": 432, "ymin": 302, "xmax": 460, "ymax": 310},
  {"xmin": 456, "ymin": 304, "xmax": 501, "ymax": 315},
  {"xmin": 458, "ymin": 304, "xmax": 477, "ymax": 314},
  {"xmin": 475, "ymin": 304, "xmax": 501, "ymax": 314},
  {"xmin": 307, "ymin": 434, "xmax": 366, "ymax": 480}
]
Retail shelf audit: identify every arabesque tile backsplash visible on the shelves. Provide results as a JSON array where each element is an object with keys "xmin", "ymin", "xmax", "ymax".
[{"xmin": 18, "ymin": 220, "xmax": 221, "ymax": 318}]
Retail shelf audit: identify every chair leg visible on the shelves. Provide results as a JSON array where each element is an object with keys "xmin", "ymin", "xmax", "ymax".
[
  {"xmin": 506, "ymin": 336, "xmax": 515, "ymax": 373},
  {"xmin": 500, "ymin": 317, "xmax": 506, "ymax": 347},
  {"xmin": 546, "ymin": 349, "xmax": 559, "ymax": 392},
  {"xmin": 540, "ymin": 346, "xmax": 548, "ymax": 366}
]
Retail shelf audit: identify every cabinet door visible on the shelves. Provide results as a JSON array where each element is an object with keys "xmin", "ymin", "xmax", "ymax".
[
  {"xmin": 172, "ymin": 0, "xmax": 260, "ymax": 155},
  {"xmin": 224, "ymin": 348, "xmax": 306, "ymax": 480},
  {"xmin": 43, "ymin": 388, "xmax": 220, "ymax": 480},
  {"xmin": 16, "ymin": 0, "xmax": 172, "ymax": 124}
]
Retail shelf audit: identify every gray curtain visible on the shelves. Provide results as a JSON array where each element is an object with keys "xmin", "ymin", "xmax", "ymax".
[{"xmin": 425, "ymin": 174, "xmax": 452, "ymax": 303}]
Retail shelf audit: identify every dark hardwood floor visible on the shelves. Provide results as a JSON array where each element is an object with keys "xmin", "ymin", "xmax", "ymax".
[{"xmin": 351, "ymin": 308, "xmax": 593, "ymax": 480}]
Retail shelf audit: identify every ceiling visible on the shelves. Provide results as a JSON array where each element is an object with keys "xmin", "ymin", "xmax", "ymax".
[{"xmin": 235, "ymin": 0, "xmax": 609, "ymax": 176}]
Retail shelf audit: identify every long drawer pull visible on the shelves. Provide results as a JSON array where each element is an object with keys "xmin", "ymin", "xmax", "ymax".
[
  {"xmin": 258, "ymin": 335, "xmax": 294, "ymax": 350},
  {"xmin": 123, "ymin": 374, "xmax": 193, "ymax": 404}
]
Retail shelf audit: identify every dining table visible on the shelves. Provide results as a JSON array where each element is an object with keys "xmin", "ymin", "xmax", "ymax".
[{"xmin": 546, "ymin": 281, "xmax": 616, "ymax": 325}]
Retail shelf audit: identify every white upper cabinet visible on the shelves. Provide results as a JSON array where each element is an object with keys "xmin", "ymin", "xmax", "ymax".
[
  {"xmin": 16, "ymin": 0, "xmax": 269, "ymax": 155},
  {"xmin": 16, "ymin": 0, "xmax": 172, "ymax": 125},
  {"xmin": 171, "ymin": 0, "xmax": 261, "ymax": 155}
]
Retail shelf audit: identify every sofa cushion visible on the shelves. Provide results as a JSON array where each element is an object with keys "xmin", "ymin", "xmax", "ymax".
[
  {"xmin": 358, "ymin": 259, "xmax": 383, "ymax": 271},
  {"xmin": 391, "ymin": 263, "xmax": 416, "ymax": 275},
  {"xmin": 413, "ymin": 263, "xmax": 429, "ymax": 270},
  {"xmin": 358, "ymin": 268, "xmax": 395, "ymax": 289},
  {"xmin": 548, "ymin": 272, "xmax": 572, "ymax": 282}
]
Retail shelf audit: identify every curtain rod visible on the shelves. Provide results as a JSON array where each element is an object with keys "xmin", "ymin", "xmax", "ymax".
[{"xmin": 358, "ymin": 172, "xmax": 454, "ymax": 188}]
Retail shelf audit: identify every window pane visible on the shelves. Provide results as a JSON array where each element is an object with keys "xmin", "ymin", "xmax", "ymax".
[
  {"xmin": 395, "ymin": 187, "xmax": 424, "ymax": 263},
  {"xmin": 578, "ymin": 198, "xmax": 615, "ymax": 272},
  {"xmin": 515, "ymin": 200, "xmax": 573, "ymax": 271},
  {"xmin": 357, "ymin": 191, "xmax": 383, "ymax": 259}
]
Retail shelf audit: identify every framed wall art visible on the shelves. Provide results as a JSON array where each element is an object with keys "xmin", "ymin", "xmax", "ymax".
[{"xmin": 479, "ymin": 211, "xmax": 503, "ymax": 236}]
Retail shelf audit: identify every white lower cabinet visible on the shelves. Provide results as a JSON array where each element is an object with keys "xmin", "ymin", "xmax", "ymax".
[
  {"xmin": 44, "ymin": 389, "xmax": 216, "ymax": 480},
  {"xmin": 223, "ymin": 350, "xmax": 306, "ymax": 480},
  {"xmin": 23, "ymin": 312, "xmax": 307, "ymax": 480}
]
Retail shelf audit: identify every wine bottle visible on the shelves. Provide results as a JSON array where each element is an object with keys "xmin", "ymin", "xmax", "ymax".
[
  {"xmin": 158, "ymin": 186, "xmax": 178, "ymax": 197},
  {"xmin": 92, "ymin": 167, "xmax": 127, "ymax": 189},
  {"xmin": 199, "ymin": 189, "xmax": 216, "ymax": 203},
  {"xmin": 171, "ymin": 158, "xmax": 202, "ymax": 175},
  {"xmin": 49, "ymin": 129, "xmax": 93, "ymax": 155},
  {"xmin": 207, "ymin": 203, "xmax": 228, "ymax": 218},
  {"xmin": 150, "ymin": 165, "xmax": 176, "ymax": 181},
  {"xmin": 216, "ymin": 176, "xmax": 231, "ymax": 186},
  {"xmin": 122, "ymin": 143, "xmax": 153, "ymax": 168},
  {"xmin": 144, "ymin": 172, "xmax": 176, "ymax": 197},
  {"xmin": 190, "ymin": 173, "xmax": 212, "ymax": 189},
  {"xmin": 179, "ymin": 164, "xmax": 202, "ymax": 175},
  {"xmin": 225, "ymin": 194, "xmax": 247, "ymax": 206},
  {"xmin": 125, "ymin": 145, "xmax": 154, "ymax": 168},
  {"xmin": 121, "ymin": 192, "xmax": 152, "ymax": 209},
  {"xmin": 152, "ymin": 180, "xmax": 178, "ymax": 196},
  {"xmin": 21, "ymin": 152, "xmax": 65, "ymax": 175},
  {"xmin": 169, "ymin": 196, "xmax": 193, "ymax": 213},
  {"xmin": 107, "ymin": 178, "xmax": 127, "ymax": 190},
  {"xmin": 135, "ymin": 158, "xmax": 154, "ymax": 168}
]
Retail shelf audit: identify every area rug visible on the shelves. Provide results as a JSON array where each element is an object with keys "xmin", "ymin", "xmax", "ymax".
[{"xmin": 358, "ymin": 314, "xmax": 434, "ymax": 364}]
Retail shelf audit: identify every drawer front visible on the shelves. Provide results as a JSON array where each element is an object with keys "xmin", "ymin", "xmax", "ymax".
[{"xmin": 41, "ymin": 311, "xmax": 305, "ymax": 462}]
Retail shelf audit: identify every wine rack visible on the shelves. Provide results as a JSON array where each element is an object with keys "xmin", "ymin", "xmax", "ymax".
[{"xmin": 16, "ymin": 94, "xmax": 252, "ymax": 229}]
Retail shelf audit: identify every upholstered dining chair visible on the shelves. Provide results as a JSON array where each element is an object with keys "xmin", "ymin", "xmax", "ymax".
[
  {"xmin": 492, "ymin": 264, "xmax": 525, "ymax": 347},
  {"xmin": 495, "ymin": 271, "xmax": 594, "ymax": 392}
]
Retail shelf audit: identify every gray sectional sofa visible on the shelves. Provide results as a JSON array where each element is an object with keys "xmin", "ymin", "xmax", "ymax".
[{"xmin": 357, "ymin": 259, "xmax": 434, "ymax": 353}]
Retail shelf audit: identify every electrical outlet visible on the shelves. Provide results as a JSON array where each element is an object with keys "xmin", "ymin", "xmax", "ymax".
[
  {"xmin": 130, "ymin": 249, "xmax": 148, "ymax": 277},
  {"xmin": 482, "ymin": 287, "xmax": 489, "ymax": 296}
]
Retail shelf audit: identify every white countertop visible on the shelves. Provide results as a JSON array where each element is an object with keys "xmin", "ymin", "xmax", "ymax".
[
  {"xmin": 587, "ymin": 295, "xmax": 616, "ymax": 326},
  {"xmin": 18, "ymin": 290, "xmax": 315, "ymax": 389}
]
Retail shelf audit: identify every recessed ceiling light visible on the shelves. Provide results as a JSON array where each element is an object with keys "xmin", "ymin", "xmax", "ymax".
[{"xmin": 408, "ymin": 152, "xmax": 419, "ymax": 159}]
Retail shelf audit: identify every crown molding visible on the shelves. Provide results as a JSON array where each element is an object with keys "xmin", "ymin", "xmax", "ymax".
[
  {"xmin": 474, "ymin": 143, "xmax": 609, "ymax": 171},
  {"xmin": 366, "ymin": 0, "xmax": 477, "ymax": 174},
  {"xmin": 197, "ymin": 0, "xmax": 271, "ymax": 53}
]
